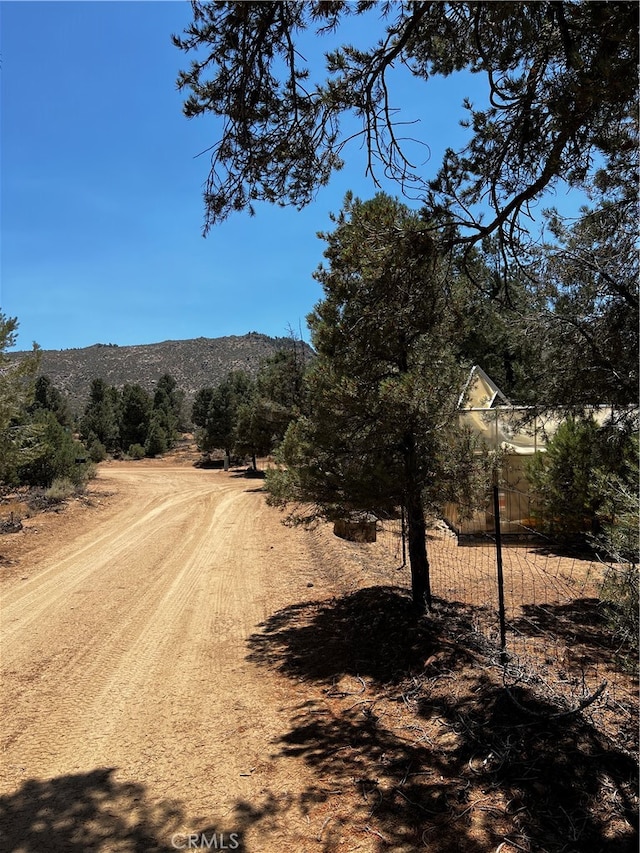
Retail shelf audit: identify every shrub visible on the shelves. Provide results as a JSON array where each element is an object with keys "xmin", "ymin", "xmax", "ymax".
[
  {"xmin": 128, "ymin": 443, "xmax": 146, "ymax": 460},
  {"xmin": 594, "ymin": 453, "xmax": 639, "ymax": 665},
  {"xmin": 44, "ymin": 477, "xmax": 77, "ymax": 503},
  {"xmin": 88, "ymin": 438, "xmax": 108, "ymax": 463},
  {"xmin": 600, "ymin": 562, "xmax": 639, "ymax": 672},
  {"xmin": 526, "ymin": 416, "xmax": 601, "ymax": 539},
  {"xmin": 527, "ymin": 416, "xmax": 637, "ymax": 545}
]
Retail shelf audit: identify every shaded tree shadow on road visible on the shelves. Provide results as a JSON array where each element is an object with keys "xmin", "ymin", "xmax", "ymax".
[
  {"xmin": 0, "ymin": 768, "xmax": 181, "ymax": 852},
  {"xmin": 247, "ymin": 586, "xmax": 639, "ymax": 853},
  {"xmin": 0, "ymin": 767, "xmax": 275, "ymax": 853},
  {"xmin": 0, "ymin": 766, "xmax": 391, "ymax": 853}
]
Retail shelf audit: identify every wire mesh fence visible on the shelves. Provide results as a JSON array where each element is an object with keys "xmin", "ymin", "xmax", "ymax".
[{"xmin": 375, "ymin": 492, "xmax": 638, "ymax": 754}]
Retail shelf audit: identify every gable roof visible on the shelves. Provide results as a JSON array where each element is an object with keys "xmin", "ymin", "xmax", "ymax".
[{"xmin": 458, "ymin": 365, "xmax": 512, "ymax": 410}]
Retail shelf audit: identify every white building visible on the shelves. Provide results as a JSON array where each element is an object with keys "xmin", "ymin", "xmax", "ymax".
[{"xmin": 443, "ymin": 366, "xmax": 617, "ymax": 537}]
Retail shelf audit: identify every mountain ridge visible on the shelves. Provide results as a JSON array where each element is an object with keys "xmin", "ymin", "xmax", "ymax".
[{"xmin": 11, "ymin": 332, "xmax": 313, "ymax": 412}]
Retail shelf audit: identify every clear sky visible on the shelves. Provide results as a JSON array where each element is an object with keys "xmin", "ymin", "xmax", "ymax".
[{"xmin": 2, "ymin": 1, "xmax": 496, "ymax": 352}]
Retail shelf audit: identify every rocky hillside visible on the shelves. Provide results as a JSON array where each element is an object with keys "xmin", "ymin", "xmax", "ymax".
[{"xmin": 11, "ymin": 333, "xmax": 313, "ymax": 412}]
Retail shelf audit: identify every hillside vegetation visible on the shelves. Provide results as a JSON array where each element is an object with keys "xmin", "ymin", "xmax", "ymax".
[{"xmin": 9, "ymin": 333, "xmax": 313, "ymax": 412}]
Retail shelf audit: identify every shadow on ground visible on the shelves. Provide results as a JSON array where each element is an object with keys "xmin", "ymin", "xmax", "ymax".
[
  {"xmin": 511, "ymin": 598, "xmax": 638, "ymax": 672},
  {"xmin": 246, "ymin": 585, "xmax": 639, "ymax": 853},
  {"xmin": 0, "ymin": 767, "xmax": 291, "ymax": 853},
  {"xmin": 247, "ymin": 585, "xmax": 477, "ymax": 683},
  {"xmin": 6, "ymin": 588, "xmax": 635, "ymax": 853}
]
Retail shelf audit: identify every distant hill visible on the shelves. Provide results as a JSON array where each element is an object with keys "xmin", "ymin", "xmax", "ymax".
[{"xmin": 11, "ymin": 333, "xmax": 313, "ymax": 414}]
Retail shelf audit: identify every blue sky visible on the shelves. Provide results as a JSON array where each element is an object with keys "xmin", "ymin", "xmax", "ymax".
[{"xmin": 3, "ymin": 2, "xmax": 493, "ymax": 352}]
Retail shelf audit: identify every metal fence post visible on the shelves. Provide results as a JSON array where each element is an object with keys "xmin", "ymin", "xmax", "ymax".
[{"xmin": 492, "ymin": 482, "xmax": 507, "ymax": 656}]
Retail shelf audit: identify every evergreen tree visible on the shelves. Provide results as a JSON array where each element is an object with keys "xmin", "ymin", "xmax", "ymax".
[
  {"xmin": 16, "ymin": 410, "xmax": 90, "ymax": 488},
  {"xmin": 233, "ymin": 399, "xmax": 273, "ymax": 470},
  {"xmin": 203, "ymin": 381, "xmax": 235, "ymax": 458},
  {"xmin": 173, "ymin": 2, "xmax": 637, "ymax": 255},
  {"xmin": 267, "ymin": 193, "xmax": 489, "ymax": 611},
  {"xmin": 193, "ymin": 371, "xmax": 254, "ymax": 460},
  {"xmin": 27, "ymin": 375, "xmax": 72, "ymax": 428},
  {"xmin": 192, "ymin": 387, "xmax": 215, "ymax": 431},
  {"xmin": 527, "ymin": 196, "xmax": 638, "ymax": 411},
  {"xmin": 234, "ymin": 349, "xmax": 309, "ymax": 467},
  {"xmin": 0, "ymin": 315, "xmax": 40, "ymax": 486},
  {"xmin": 144, "ymin": 412, "xmax": 168, "ymax": 458},
  {"xmin": 120, "ymin": 384, "xmax": 152, "ymax": 453},
  {"xmin": 80, "ymin": 379, "xmax": 121, "ymax": 453},
  {"xmin": 255, "ymin": 349, "xmax": 306, "ymax": 415},
  {"xmin": 151, "ymin": 374, "xmax": 183, "ymax": 447},
  {"xmin": 526, "ymin": 416, "xmax": 638, "ymax": 541}
]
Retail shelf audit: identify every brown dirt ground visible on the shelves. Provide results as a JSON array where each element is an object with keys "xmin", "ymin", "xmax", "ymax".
[{"xmin": 0, "ymin": 449, "xmax": 637, "ymax": 853}]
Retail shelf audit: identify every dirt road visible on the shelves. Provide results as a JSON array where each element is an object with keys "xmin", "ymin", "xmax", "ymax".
[
  {"xmin": 3, "ymin": 461, "xmax": 636, "ymax": 853},
  {"xmin": 0, "ymin": 462, "xmax": 359, "ymax": 852}
]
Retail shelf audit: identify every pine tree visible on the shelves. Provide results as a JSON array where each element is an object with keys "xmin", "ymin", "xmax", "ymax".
[
  {"xmin": 27, "ymin": 375, "xmax": 72, "ymax": 428},
  {"xmin": 267, "ymin": 193, "xmax": 488, "ymax": 611},
  {"xmin": 120, "ymin": 384, "xmax": 152, "ymax": 453},
  {"xmin": 173, "ymin": 1, "xmax": 637, "ymax": 256},
  {"xmin": 151, "ymin": 374, "xmax": 183, "ymax": 447},
  {"xmin": 194, "ymin": 371, "xmax": 254, "ymax": 460},
  {"xmin": 0, "ymin": 315, "xmax": 40, "ymax": 486},
  {"xmin": 80, "ymin": 379, "xmax": 121, "ymax": 453}
]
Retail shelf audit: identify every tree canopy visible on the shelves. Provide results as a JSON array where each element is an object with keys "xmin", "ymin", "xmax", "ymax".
[
  {"xmin": 173, "ymin": 1, "xmax": 638, "ymax": 252},
  {"xmin": 526, "ymin": 196, "xmax": 639, "ymax": 410},
  {"xmin": 267, "ymin": 193, "xmax": 491, "ymax": 609},
  {"xmin": 0, "ymin": 315, "xmax": 40, "ymax": 485}
]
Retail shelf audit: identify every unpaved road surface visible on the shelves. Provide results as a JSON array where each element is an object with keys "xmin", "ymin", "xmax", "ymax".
[
  {"xmin": 3, "ymin": 461, "xmax": 636, "ymax": 853},
  {"xmin": 0, "ymin": 462, "xmax": 363, "ymax": 852}
]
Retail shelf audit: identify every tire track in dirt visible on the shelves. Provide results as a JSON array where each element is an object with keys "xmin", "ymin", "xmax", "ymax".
[
  {"xmin": 1, "ymin": 470, "xmax": 239, "ymax": 776},
  {"xmin": 1, "ymin": 471, "xmax": 230, "ymax": 642},
  {"xmin": 0, "ymin": 464, "xmax": 332, "ymax": 849}
]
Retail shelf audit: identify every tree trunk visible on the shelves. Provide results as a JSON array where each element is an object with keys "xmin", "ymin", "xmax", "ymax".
[
  {"xmin": 403, "ymin": 431, "xmax": 431, "ymax": 612},
  {"xmin": 405, "ymin": 486, "xmax": 431, "ymax": 612}
]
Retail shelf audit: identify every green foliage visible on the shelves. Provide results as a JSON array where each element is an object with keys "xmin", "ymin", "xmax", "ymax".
[
  {"xmin": 594, "ymin": 439, "xmax": 640, "ymax": 566},
  {"xmin": 234, "ymin": 348, "xmax": 309, "ymax": 464},
  {"xmin": 127, "ymin": 443, "xmax": 146, "ymax": 461},
  {"xmin": 152, "ymin": 374, "xmax": 184, "ymax": 443},
  {"xmin": 27, "ymin": 375, "xmax": 72, "ymax": 428},
  {"xmin": 233, "ymin": 400, "xmax": 272, "ymax": 464},
  {"xmin": 79, "ymin": 374, "xmax": 184, "ymax": 459},
  {"xmin": 144, "ymin": 413, "xmax": 168, "ymax": 458},
  {"xmin": 449, "ymin": 240, "xmax": 541, "ymax": 404},
  {"xmin": 192, "ymin": 387, "xmax": 215, "ymax": 430},
  {"xmin": 88, "ymin": 438, "xmax": 108, "ymax": 463},
  {"xmin": 255, "ymin": 348, "xmax": 307, "ymax": 415},
  {"xmin": 80, "ymin": 379, "xmax": 121, "ymax": 453},
  {"xmin": 592, "ymin": 434, "xmax": 639, "ymax": 662},
  {"xmin": 120, "ymin": 384, "xmax": 152, "ymax": 451},
  {"xmin": 16, "ymin": 411, "xmax": 92, "ymax": 489},
  {"xmin": 174, "ymin": 2, "xmax": 637, "ymax": 255},
  {"xmin": 266, "ymin": 192, "xmax": 491, "ymax": 608},
  {"xmin": 527, "ymin": 197, "xmax": 638, "ymax": 410},
  {"xmin": 0, "ymin": 314, "xmax": 40, "ymax": 486},
  {"xmin": 527, "ymin": 417, "xmax": 601, "ymax": 538},
  {"xmin": 600, "ymin": 564, "xmax": 639, "ymax": 665},
  {"xmin": 527, "ymin": 416, "xmax": 638, "ymax": 543},
  {"xmin": 194, "ymin": 371, "xmax": 255, "ymax": 457}
]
